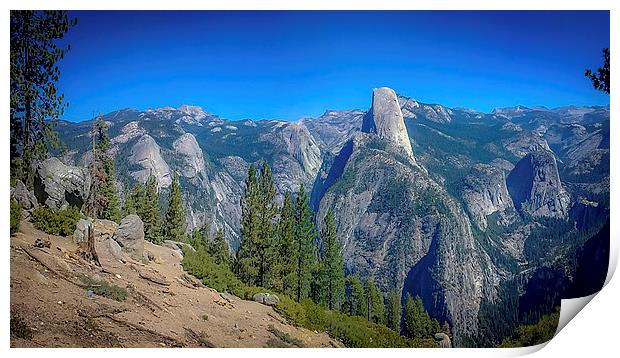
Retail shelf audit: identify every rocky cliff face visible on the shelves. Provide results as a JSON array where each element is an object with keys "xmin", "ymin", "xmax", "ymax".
[
  {"xmin": 362, "ymin": 88, "xmax": 414, "ymax": 159},
  {"xmin": 315, "ymin": 88, "xmax": 500, "ymax": 345},
  {"xmin": 129, "ymin": 134, "xmax": 172, "ymax": 188},
  {"xmin": 462, "ymin": 164, "xmax": 515, "ymax": 230},
  {"xmin": 506, "ymin": 150, "xmax": 570, "ymax": 218}
]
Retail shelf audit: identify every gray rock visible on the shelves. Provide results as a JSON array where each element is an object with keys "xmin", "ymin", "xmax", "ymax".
[
  {"xmin": 163, "ymin": 240, "xmax": 195, "ymax": 253},
  {"xmin": 253, "ymin": 293, "xmax": 279, "ymax": 306},
  {"xmin": 507, "ymin": 150, "xmax": 570, "ymax": 218},
  {"xmin": 33, "ymin": 157, "xmax": 91, "ymax": 210},
  {"xmin": 461, "ymin": 164, "xmax": 515, "ymax": 230},
  {"xmin": 108, "ymin": 238, "xmax": 124, "ymax": 260},
  {"xmin": 113, "ymin": 214, "xmax": 145, "ymax": 259},
  {"xmin": 129, "ymin": 134, "xmax": 172, "ymax": 188},
  {"xmin": 434, "ymin": 333, "xmax": 451, "ymax": 348},
  {"xmin": 362, "ymin": 87, "xmax": 414, "ymax": 159},
  {"xmin": 11, "ymin": 180, "xmax": 38, "ymax": 210},
  {"xmin": 143, "ymin": 250, "xmax": 155, "ymax": 262},
  {"xmin": 73, "ymin": 218, "xmax": 93, "ymax": 244},
  {"xmin": 172, "ymin": 133, "xmax": 207, "ymax": 178}
]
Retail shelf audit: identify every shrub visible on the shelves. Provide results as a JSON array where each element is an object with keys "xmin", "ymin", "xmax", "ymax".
[
  {"xmin": 10, "ymin": 313, "xmax": 33, "ymax": 340},
  {"xmin": 181, "ymin": 247, "xmax": 245, "ymax": 295},
  {"xmin": 10, "ymin": 199, "xmax": 21, "ymax": 236},
  {"xmin": 79, "ymin": 274, "xmax": 128, "ymax": 301},
  {"xmin": 30, "ymin": 205, "xmax": 82, "ymax": 236}
]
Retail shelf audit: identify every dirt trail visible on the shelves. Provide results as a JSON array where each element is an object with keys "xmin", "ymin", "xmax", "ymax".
[{"xmin": 10, "ymin": 221, "xmax": 341, "ymax": 348}]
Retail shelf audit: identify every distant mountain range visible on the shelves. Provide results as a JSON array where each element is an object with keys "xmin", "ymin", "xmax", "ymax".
[{"xmin": 55, "ymin": 88, "xmax": 610, "ymax": 346}]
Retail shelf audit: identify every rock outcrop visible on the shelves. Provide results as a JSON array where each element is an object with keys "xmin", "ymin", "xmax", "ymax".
[
  {"xmin": 113, "ymin": 215, "xmax": 145, "ymax": 260},
  {"xmin": 507, "ymin": 150, "xmax": 570, "ymax": 218},
  {"xmin": 461, "ymin": 164, "xmax": 515, "ymax": 230},
  {"xmin": 73, "ymin": 218, "xmax": 93, "ymax": 244},
  {"xmin": 129, "ymin": 134, "xmax": 172, "ymax": 188},
  {"xmin": 33, "ymin": 157, "xmax": 91, "ymax": 210},
  {"xmin": 11, "ymin": 180, "xmax": 38, "ymax": 211},
  {"xmin": 173, "ymin": 133, "xmax": 207, "ymax": 178},
  {"xmin": 362, "ymin": 87, "xmax": 414, "ymax": 159}
]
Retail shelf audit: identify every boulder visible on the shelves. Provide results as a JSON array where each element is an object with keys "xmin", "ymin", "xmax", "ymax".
[
  {"xmin": 11, "ymin": 180, "xmax": 38, "ymax": 210},
  {"xmin": 253, "ymin": 293, "xmax": 279, "ymax": 306},
  {"xmin": 73, "ymin": 218, "xmax": 93, "ymax": 244},
  {"xmin": 33, "ymin": 157, "xmax": 91, "ymax": 211},
  {"xmin": 163, "ymin": 240, "xmax": 196, "ymax": 255},
  {"xmin": 434, "ymin": 333, "xmax": 451, "ymax": 348},
  {"xmin": 113, "ymin": 214, "xmax": 145, "ymax": 260}
]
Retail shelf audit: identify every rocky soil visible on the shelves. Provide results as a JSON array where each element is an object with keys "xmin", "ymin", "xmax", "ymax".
[{"xmin": 10, "ymin": 221, "xmax": 340, "ymax": 348}]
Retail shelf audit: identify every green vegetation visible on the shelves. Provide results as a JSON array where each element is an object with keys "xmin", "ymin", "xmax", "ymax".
[
  {"xmin": 386, "ymin": 289, "xmax": 402, "ymax": 332},
  {"xmin": 500, "ymin": 308, "xmax": 560, "ymax": 347},
  {"xmin": 79, "ymin": 274, "xmax": 127, "ymax": 301},
  {"xmin": 10, "ymin": 11, "xmax": 77, "ymax": 188},
  {"xmin": 182, "ymin": 247, "xmax": 244, "ymax": 295},
  {"xmin": 403, "ymin": 293, "xmax": 440, "ymax": 340},
  {"xmin": 31, "ymin": 205, "xmax": 82, "ymax": 236},
  {"xmin": 208, "ymin": 229, "xmax": 231, "ymax": 268},
  {"xmin": 366, "ymin": 278, "xmax": 386, "ymax": 324},
  {"xmin": 163, "ymin": 174, "xmax": 186, "ymax": 242},
  {"xmin": 129, "ymin": 176, "xmax": 164, "ymax": 244},
  {"xmin": 294, "ymin": 184, "xmax": 318, "ymax": 302},
  {"xmin": 10, "ymin": 198, "xmax": 22, "ymax": 236},
  {"xmin": 270, "ymin": 192, "xmax": 298, "ymax": 296},
  {"xmin": 266, "ymin": 324, "xmax": 305, "ymax": 347},
  {"xmin": 585, "ymin": 48, "xmax": 610, "ymax": 94},
  {"xmin": 318, "ymin": 211, "xmax": 345, "ymax": 310},
  {"xmin": 10, "ymin": 312, "xmax": 33, "ymax": 340},
  {"xmin": 88, "ymin": 115, "xmax": 121, "ymax": 222}
]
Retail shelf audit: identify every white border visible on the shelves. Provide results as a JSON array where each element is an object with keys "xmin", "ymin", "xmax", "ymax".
[{"xmin": 2, "ymin": 2, "xmax": 617, "ymax": 358}]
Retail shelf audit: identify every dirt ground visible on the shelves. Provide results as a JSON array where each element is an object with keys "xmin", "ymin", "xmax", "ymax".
[{"xmin": 10, "ymin": 221, "xmax": 341, "ymax": 348}]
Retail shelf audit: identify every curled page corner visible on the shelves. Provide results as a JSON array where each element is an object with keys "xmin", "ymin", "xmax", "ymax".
[{"xmin": 556, "ymin": 293, "xmax": 597, "ymax": 334}]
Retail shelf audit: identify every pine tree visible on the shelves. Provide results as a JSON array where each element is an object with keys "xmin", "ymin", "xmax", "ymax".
[
  {"xmin": 271, "ymin": 192, "xmax": 298, "ymax": 296},
  {"xmin": 164, "ymin": 174, "xmax": 186, "ymax": 242},
  {"xmin": 91, "ymin": 115, "xmax": 121, "ymax": 222},
  {"xmin": 386, "ymin": 290, "xmax": 402, "ymax": 332},
  {"xmin": 139, "ymin": 175, "xmax": 163, "ymax": 244},
  {"xmin": 346, "ymin": 275, "xmax": 367, "ymax": 318},
  {"xmin": 209, "ymin": 228, "xmax": 231, "ymax": 268},
  {"xmin": 121, "ymin": 181, "xmax": 136, "ymax": 216},
  {"xmin": 320, "ymin": 211, "xmax": 345, "ymax": 310},
  {"xmin": 237, "ymin": 164, "xmax": 260, "ymax": 284},
  {"xmin": 10, "ymin": 11, "xmax": 77, "ymax": 187},
  {"xmin": 256, "ymin": 161, "xmax": 277, "ymax": 287},
  {"xmin": 366, "ymin": 278, "xmax": 385, "ymax": 324},
  {"xmin": 295, "ymin": 184, "xmax": 317, "ymax": 302},
  {"xmin": 403, "ymin": 293, "xmax": 440, "ymax": 339},
  {"xmin": 190, "ymin": 224, "xmax": 209, "ymax": 251}
]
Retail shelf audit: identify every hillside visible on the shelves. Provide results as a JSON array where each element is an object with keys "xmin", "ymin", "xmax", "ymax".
[{"xmin": 10, "ymin": 221, "xmax": 340, "ymax": 348}]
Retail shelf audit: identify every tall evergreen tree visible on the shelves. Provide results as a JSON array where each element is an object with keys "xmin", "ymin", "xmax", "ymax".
[
  {"xmin": 190, "ymin": 224, "xmax": 209, "ymax": 251},
  {"xmin": 164, "ymin": 174, "xmax": 186, "ymax": 241},
  {"xmin": 121, "ymin": 181, "xmax": 136, "ymax": 217},
  {"xmin": 295, "ymin": 184, "xmax": 317, "ymax": 302},
  {"xmin": 403, "ymin": 293, "xmax": 440, "ymax": 339},
  {"xmin": 346, "ymin": 275, "xmax": 368, "ymax": 318},
  {"xmin": 320, "ymin": 211, "xmax": 345, "ymax": 310},
  {"xmin": 271, "ymin": 192, "xmax": 299, "ymax": 296},
  {"xmin": 139, "ymin": 175, "xmax": 163, "ymax": 244},
  {"xmin": 256, "ymin": 161, "xmax": 277, "ymax": 287},
  {"xmin": 386, "ymin": 290, "xmax": 402, "ymax": 332},
  {"xmin": 10, "ymin": 11, "xmax": 77, "ymax": 187},
  {"xmin": 209, "ymin": 228, "xmax": 231, "ymax": 268},
  {"xmin": 90, "ymin": 115, "xmax": 121, "ymax": 222},
  {"xmin": 366, "ymin": 278, "xmax": 385, "ymax": 324},
  {"xmin": 236, "ymin": 164, "xmax": 260, "ymax": 284}
]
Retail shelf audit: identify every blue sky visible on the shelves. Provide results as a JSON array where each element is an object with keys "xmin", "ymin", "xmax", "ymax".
[{"xmin": 58, "ymin": 11, "xmax": 610, "ymax": 122}]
